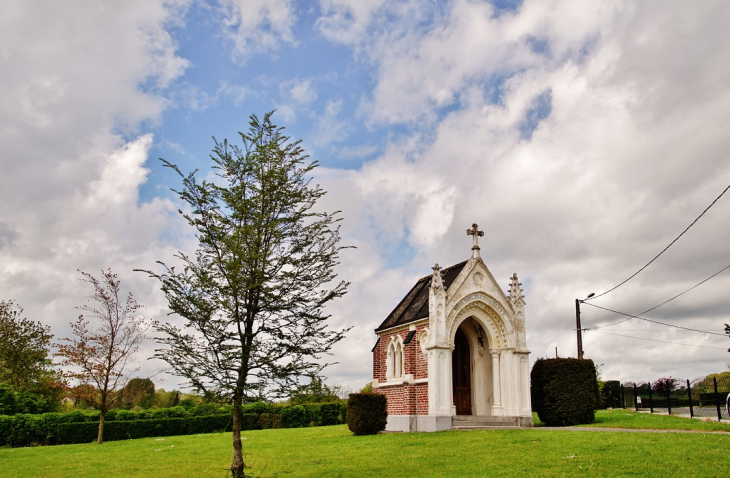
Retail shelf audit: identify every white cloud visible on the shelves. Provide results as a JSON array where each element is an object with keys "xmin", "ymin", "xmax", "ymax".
[
  {"xmin": 219, "ymin": 0, "xmax": 297, "ymax": 64},
  {"xmin": 311, "ymin": 98, "xmax": 348, "ymax": 148},
  {"xmin": 0, "ymin": 0, "xmax": 193, "ymax": 387},
  {"xmin": 316, "ymin": 0, "xmax": 388, "ymax": 45},
  {"xmin": 314, "ymin": 0, "xmax": 730, "ymax": 387}
]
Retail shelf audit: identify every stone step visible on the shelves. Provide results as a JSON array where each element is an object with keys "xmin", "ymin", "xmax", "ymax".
[{"xmin": 452, "ymin": 416, "xmax": 519, "ymax": 428}]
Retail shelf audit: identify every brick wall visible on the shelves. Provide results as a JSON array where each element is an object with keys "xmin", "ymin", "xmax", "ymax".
[{"xmin": 373, "ymin": 322, "xmax": 430, "ymax": 415}]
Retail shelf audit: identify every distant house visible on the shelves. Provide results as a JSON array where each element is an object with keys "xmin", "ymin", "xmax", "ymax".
[{"xmin": 372, "ymin": 224, "xmax": 533, "ymax": 432}]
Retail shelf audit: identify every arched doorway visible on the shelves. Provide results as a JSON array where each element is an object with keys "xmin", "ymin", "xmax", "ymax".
[{"xmin": 452, "ymin": 327, "xmax": 471, "ymax": 415}]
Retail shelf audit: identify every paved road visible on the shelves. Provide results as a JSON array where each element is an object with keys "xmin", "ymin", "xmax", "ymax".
[{"xmin": 536, "ymin": 426, "xmax": 730, "ymax": 434}]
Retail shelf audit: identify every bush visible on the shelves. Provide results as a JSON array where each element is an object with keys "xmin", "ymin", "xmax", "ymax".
[
  {"xmin": 56, "ymin": 415, "xmax": 236, "ymax": 445},
  {"xmin": 258, "ymin": 413, "xmax": 279, "ymax": 429},
  {"xmin": 346, "ymin": 393, "xmax": 386, "ymax": 435},
  {"xmin": 243, "ymin": 401, "xmax": 279, "ymax": 415},
  {"xmin": 0, "ymin": 405, "xmax": 240, "ymax": 447},
  {"xmin": 531, "ymin": 358, "xmax": 599, "ymax": 426},
  {"xmin": 280, "ymin": 405, "xmax": 308, "ymax": 428},
  {"xmin": 320, "ymin": 402, "xmax": 346, "ymax": 426},
  {"xmin": 599, "ymin": 380, "xmax": 621, "ymax": 409}
]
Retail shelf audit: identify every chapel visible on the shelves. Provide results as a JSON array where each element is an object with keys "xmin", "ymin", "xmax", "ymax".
[{"xmin": 372, "ymin": 224, "xmax": 533, "ymax": 432}]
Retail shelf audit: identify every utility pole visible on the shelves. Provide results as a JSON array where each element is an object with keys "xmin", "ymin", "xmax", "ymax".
[
  {"xmin": 575, "ymin": 299, "xmax": 583, "ymax": 359},
  {"xmin": 575, "ymin": 293, "xmax": 594, "ymax": 360}
]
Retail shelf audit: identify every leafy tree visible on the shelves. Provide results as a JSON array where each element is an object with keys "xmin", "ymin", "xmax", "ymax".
[
  {"xmin": 55, "ymin": 269, "xmax": 152, "ymax": 443},
  {"xmin": 120, "ymin": 378, "xmax": 155, "ymax": 409},
  {"xmin": 152, "ymin": 389, "xmax": 181, "ymax": 408},
  {"xmin": 725, "ymin": 323, "xmax": 729, "ymax": 351},
  {"xmin": 289, "ymin": 374, "xmax": 341, "ymax": 404},
  {"xmin": 652, "ymin": 377, "xmax": 678, "ymax": 396},
  {"xmin": 140, "ymin": 112, "xmax": 350, "ymax": 478},
  {"xmin": 0, "ymin": 300, "xmax": 65, "ymax": 412}
]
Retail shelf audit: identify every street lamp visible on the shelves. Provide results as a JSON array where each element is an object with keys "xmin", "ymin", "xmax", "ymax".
[{"xmin": 575, "ymin": 293, "xmax": 594, "ymax": 359}]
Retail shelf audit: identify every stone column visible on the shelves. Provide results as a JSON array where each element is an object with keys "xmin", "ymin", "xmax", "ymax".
[{"xmin": 491, "ymin": 350, "xmax": 503, "ymax": 412}]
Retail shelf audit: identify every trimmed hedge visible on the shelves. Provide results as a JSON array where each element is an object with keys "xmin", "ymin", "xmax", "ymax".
[
  {"xmin": 346, "ymin": 393, "xmax": 387, "ymax": 435},
  {"xmin": 531, "ymin": 358, "xmax": 600, "ymax": 426},
  {"xmin": 320, "ymin": 402, "xmax": 346, "ymax": 426},
  {"xmin": 0, "ymin": 401, "xmax": 347, "ymax": 447},
  {"xmin": 280, "ymin": 405, "xmax": 307, "ymax": 428},
  {"xmin": 57, "ymin": 415, "xmax": 235, "ymax": 444}
]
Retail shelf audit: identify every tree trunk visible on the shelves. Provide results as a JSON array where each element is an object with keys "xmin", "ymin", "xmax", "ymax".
[
  {"xmin": 230, "ymin": 392, "xmax": 245, "ymax": 478},
  {"xmin": 97, "ymin": 411, "xmax": 105, "ymax": 444}
]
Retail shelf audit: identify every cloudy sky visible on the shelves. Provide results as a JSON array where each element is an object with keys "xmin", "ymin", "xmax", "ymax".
[{"xmin": 2, "ymin": 0, "xmax": 729, "ymax": 393}]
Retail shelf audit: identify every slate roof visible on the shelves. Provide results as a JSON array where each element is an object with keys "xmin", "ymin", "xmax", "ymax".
[{"xmin": 375, "ymin": 260, "xmax": 468, "ymax": 332}]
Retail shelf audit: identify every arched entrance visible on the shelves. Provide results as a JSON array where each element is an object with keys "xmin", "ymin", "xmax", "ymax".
[{"xmin": 452, "ymin": 327, "xmax": 471, "ymax": 415}]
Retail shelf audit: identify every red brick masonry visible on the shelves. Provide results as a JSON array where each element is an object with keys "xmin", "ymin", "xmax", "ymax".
[{"xmin": 373, "ymin": 323, "xmax": 429, "ymax": 415}]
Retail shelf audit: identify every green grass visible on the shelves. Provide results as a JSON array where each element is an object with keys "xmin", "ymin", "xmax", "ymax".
[
  {"xmin": 580, "ymin": 409, "xmax": 730, "ymax": 432},
  {"xmin": 1, "ymin": 410, "xmax": 729, "ymax": 478}
]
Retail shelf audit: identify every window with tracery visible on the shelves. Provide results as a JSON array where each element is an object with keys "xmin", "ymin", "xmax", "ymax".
[{"xmin": 386, "ymin": 336, "xmax": 404, "ymax": 380}]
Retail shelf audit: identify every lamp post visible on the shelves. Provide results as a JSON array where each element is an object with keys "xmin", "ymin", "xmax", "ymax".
[{"xmin": 575, "ymin": 293, "xmax": 594, "ymax": 359}]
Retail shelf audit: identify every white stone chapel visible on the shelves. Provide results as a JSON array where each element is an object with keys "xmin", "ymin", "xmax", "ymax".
[{"xmin": 372, "ymin": 224, "xmax": 533, "ymax": 432}]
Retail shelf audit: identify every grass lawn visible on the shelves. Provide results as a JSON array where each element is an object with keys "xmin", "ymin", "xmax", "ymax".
[
  {"xmin": 1, "ymin": 410, "xmax": 729, "ymax": 478},
  {"xmin": 577, "ymin": 409, "xmax": 730, "ymax": 432}
]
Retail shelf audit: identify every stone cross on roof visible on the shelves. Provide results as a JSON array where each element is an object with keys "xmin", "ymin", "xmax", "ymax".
[{"xmin": 466, "ymin": 223, "xmax": 484, "ymax": 258}]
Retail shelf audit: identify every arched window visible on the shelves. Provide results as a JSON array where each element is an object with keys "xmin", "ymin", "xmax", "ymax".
[{"xmin": 386, "ymin": 336, "xmax": 404, "ymax": 380}]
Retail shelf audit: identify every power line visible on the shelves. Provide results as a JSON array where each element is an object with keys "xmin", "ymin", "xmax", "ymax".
[
  {"xmin": 586, "ymin": 182, "xmax": 730, "ymax": 301},
  {"xmin": 589, "ymin": 330, "xmax": 727, "ymax": 350},
  {"xmin": 587, "ymin": 262, "xmax": 730, "ymax": 332},
  {"xmin": 584, "ymin": 302, "xmax": 726, "ymax": 336}
]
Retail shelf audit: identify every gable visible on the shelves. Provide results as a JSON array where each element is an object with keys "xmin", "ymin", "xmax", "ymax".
[
  {"xmin": 375, "ymin": 260, "xmax": 467, "ymax": 332},
  {"xmin": 445, "ymin": 259, "xmax": 514, "ymax": 314}
]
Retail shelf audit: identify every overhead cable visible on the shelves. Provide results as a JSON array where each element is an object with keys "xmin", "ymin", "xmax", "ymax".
[
  {"xmin": 589, "ymin": 262, "xmax": 730, "ymax": 331},
  {"xmin": 586, "ymin": 182, "xmax": 730, "ymax": 301},
  {"xmin": 590, "ymin": 330, "xmax": 727, "ymax": 350},
  {"xmin": 584, "ymin": 302, "xmax": 726, "ymax": 336}
]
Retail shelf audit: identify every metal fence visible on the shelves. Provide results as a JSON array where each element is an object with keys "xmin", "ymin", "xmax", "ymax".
[{"xmin": 610, "ymin": 374, "xmax": 730, "ymax": 421}]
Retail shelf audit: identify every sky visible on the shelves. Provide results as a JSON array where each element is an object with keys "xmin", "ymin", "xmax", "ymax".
[{"xmin": 2, "ymin": 0, "xmax": 729, "ymax": 394}]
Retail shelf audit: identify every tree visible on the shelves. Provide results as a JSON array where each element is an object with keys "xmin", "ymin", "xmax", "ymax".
[
  {"xmin": 120, "ymin": 378, "xmax": 155, "ymax": 409},
  {"xmin": 652, "ymin": 376, "xmax": 678, "ymax": 396},
  {"xmin": 0, "ymin": 300, "xmax": 65, "ymax": 412},
  {"xmin": 139, "ymin": 111, "xmax": 350, "ymax": 478},
  {"xmin": 55, "ymin": 269, "xmax": 151, "ymax": 444},
  {"xmin": 289, "ymin": 374, "xmax": 341, "ymax": 404}
]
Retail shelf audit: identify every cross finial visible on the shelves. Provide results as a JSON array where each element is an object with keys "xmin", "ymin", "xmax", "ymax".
[{"xmin": 466, "ymin": 223, "xmax": 484, "ymax": 258}]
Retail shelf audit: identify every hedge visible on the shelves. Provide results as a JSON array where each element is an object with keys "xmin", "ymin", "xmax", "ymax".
[
  {"xmin": 0, "ymin": 401, "xmax": 347, "ymax": 447},
  {"xmin": 531, "ymin": 358, "xmax": 600, "ymax": 426},
  {"xmin": 56, "ymin": 415, "xmax": 235, "ymax": 444}
]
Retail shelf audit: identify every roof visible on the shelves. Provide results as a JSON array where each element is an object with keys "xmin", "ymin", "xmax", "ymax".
[{"xmin": 375, "ymin": 260, "xmax": 468, "ymax": 332}]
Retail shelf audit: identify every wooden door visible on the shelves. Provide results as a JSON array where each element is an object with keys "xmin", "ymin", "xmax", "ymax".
[{"xmin": 452, "ymin": 327, "xmax": 472, "ymax": 415}]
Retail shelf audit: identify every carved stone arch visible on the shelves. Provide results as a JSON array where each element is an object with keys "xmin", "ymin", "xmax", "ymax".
[
  {"xmin": 448, "ymin": 301, "xmax": 514, "ymax": 349},
  {"xmin": 451, "ymin": 317, "xmax": 484, "ymax": 356}
]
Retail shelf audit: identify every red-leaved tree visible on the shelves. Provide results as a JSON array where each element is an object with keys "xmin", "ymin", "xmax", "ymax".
[
  {"xmin": 56, "ymin": 269, "xmax": 152, "ymax": 444},
  {"xmin": 652, "ymin": 377, "xmax": 678, "ymax": 396}
]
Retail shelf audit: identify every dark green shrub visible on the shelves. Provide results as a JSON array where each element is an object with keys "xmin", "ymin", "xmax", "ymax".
[
  {"xmin": 0, "ymin": 416, "xmax": 11, "ymax": 445},
  {"xmin": 280, "ymin": 405, "xmax": 308, "ymax": 428},
  {"xmin": 320, "ymin": 402, "xmax": 346, "ymax": 426},
  {"xmin": 149, "ymin": 406, "xmax": 187, "ymax": 419},
  {"xmin": 258, "ymin": 413, "xmax": 279, "ymax": 429},
  {"xmin": 303, "ymin": 404, "xmax": 322, "ymax": 426},
  {"xmin": 186, "ymin": 403, "xmax": 217, "ymax": 416},
  {"xmin": 5, "ymin": 414, "xmax": 44, "ymax": 447},
  {"xmin": 56, "ymin": 415, "xmax": 237, "ymax": 445},
  {"xmin": 244, "ymin": 401, "xmax": 278, "ymax": 415},
  {"xmin": 346, "ymin": 393, "xmax": 387, "ymax": 435},
  {"xmin": 531, "ymin": 358, "xmax": 600, "ymax": 426},
  {"xmin": 599, "ymin": 380, "xmax": 621, "ymax": 409}
]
